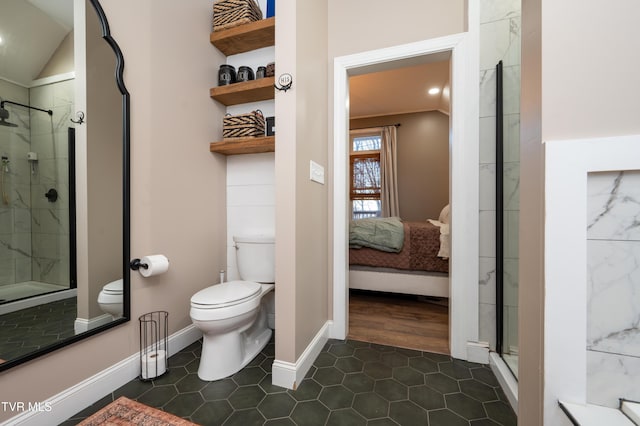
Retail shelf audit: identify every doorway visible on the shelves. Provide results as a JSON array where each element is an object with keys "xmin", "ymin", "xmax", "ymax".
[
  {"xmin": 331, "ymin": 34, "xmax": 480, "ymax": 361},
  {"xmin": 346, "ymin": 59, "xmax": 452, "ymax": 352}
]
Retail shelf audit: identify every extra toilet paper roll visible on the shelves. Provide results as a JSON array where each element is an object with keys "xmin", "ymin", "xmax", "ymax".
[
  {"xmin": 140, "ymin": 255, "xmax": 169, "ymax": 277},
  {"xmin": 141, "ymin": 350, "xmax": 167, "ymax": 379}
]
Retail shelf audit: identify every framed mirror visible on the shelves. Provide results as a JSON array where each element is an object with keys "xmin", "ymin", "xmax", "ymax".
[{"xmin": 0, "ymin": 0, "xmax": 130, "ymax": 372}]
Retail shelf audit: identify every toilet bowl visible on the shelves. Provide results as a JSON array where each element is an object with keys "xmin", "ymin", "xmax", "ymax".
[
  {"xmin": 190, "ymin": 234, "xmax": 275, "ymax": 381},
  {"xmin": 97, "ymin": 279, "xmax": 123, "ymax": 319}
]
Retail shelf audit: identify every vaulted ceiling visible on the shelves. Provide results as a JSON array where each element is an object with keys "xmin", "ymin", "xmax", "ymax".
[{"xmin": 0, "ymin": 0, "xmax": 73, "ymax": 87}]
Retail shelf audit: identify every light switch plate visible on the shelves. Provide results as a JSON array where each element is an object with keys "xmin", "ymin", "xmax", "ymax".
[{"xmin": 310, "ymin": 160, "xmax": 325, "ymax": 184}]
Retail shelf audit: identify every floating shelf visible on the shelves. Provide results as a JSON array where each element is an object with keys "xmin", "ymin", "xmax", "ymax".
[
  {"xmin": 210, "ymin": 136, "xmax": 275, "ymax": 155},
  {"xmin": 210, "ymin": 17, "xmax": 275, "ymax": 56},
  {"xmin": 210, "ymin": 77, "xmax": 274, "ymax": 106}
]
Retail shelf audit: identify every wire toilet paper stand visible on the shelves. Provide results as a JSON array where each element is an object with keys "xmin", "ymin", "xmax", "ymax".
[{"xmin": 139, "ymin": 311, "xmax": 169, "ymax": 381}]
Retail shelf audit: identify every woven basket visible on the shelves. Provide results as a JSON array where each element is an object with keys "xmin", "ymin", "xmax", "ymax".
[
  {"xmin": 223, "ymin": 110, "xmax": 265, "ymax": 139},
  {"xmin": 266, "ymin": 62, "xmax": 275, "ymax": 77},
  {"xmin": 213, "ymin": 0, "xmax": 263, "ymax": 32}
]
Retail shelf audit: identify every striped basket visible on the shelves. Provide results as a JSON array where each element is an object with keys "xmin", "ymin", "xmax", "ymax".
[
  {"xmin": 212, "ymin": 0, "xmax": 263, "ymax": 32},
  {"xmin": 223, "ymin": 110, "xmax": 265, "ymax": 139}
]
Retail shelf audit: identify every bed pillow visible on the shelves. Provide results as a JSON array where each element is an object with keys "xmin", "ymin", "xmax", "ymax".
[{"xmin": 438, "ymin": 204, "xmax": 450, "ymax": 224}]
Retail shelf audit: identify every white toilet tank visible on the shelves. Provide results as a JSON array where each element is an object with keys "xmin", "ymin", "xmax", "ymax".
[{"xmin": 233, "ymin": 234, "xmax": 275, "ymax": 283}]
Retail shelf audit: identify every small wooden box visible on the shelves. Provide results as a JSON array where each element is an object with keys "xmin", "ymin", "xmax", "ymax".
[
  {"xmin": 223, "ymin": 111, "xmax": 265, "ymax": 139},
  {"xmin": 212, "ymin": 0, "xmax": 263, "ymax": 32}
]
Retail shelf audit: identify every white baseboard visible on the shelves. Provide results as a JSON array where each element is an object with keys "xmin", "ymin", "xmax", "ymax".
[
  {"xmin": 74, "ymin": 314, "xmax": 114, "ymax": 334},
  {"xmin": 272, "ymin": 321, "xmax": 331, "ymax": 390},
  {"xmin": 489, "ymin": 352, "xmax": 519, "ymax": 413},
  {"xmin": 2, "ymin": 325, "xmax": 202, "ymax": 426},
  {"xmin": 467, "ymin": 341, "xmax": 490, "ymax": 364}
]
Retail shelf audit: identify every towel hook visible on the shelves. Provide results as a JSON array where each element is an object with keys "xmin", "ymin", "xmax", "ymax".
[
  {"xmin": 274, "ymin": 73, "xmax": 293, "ymax": 92},
  {"xmin": 71, "ymin": 111, "xmax": 85, "ymax": 125}
]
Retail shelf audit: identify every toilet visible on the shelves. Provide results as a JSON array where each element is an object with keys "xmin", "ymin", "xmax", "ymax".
[
  {"xmin": 190, "ymin": 234, "xmax": 275, "ymax": 381},
  {"xmin": 97, "ymin": 279, "xmax": 123, "ymax": 319}
]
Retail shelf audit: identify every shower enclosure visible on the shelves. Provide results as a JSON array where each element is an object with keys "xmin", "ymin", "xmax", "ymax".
[
  {"xmin": 0, "ymin": 79, "xmax": 76, "ymax": 307},
  {"xmin": 496, "ymin": 60, "xmax": 520, "ymax": 378}
]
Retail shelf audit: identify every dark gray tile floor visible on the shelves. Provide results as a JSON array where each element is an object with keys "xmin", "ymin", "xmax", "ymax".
[
  {"xmin": 0, "ymin": 298, "xmax": 76, "ymax": 361},
  {"xmin": 63, "ymin": 338, "xmax": 516, "ymax": 425}
]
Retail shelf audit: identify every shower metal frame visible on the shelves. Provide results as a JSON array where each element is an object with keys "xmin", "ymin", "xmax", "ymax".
[
  {"xmin": 0, "ymin": 100, "xmax": 53, "ymax": 117},
  {"xmin": 495, "ymin": 60, "xmax": 505, "ymax": 358}
]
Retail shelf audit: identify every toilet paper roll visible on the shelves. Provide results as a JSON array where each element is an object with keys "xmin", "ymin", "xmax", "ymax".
[
  {"xmin": 141, "ymin": 350, "xmax": 167, "ymax": 379},
  {"xmin": 139, "ymin": 255, "xmax": 169, "ymax": 277}
]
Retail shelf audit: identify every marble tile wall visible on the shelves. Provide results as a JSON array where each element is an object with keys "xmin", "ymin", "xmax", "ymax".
[
  {"xmin": 0, "ymin": 79, "xmax": 32, "ymax": 288},
  {"xmin": 587, "ymin": 170, "xmax": 640, "ymax": 407},
  {"xmin": 29, "ymin": 80, "xmax": 74, "ymax": 286},
  {"xmin": 478, "ymin": 0, "xmax": 521, "ymax": 353},
  {"xmin": 0, "ymin": 78, "xmax": 73, "ymax": 290}
]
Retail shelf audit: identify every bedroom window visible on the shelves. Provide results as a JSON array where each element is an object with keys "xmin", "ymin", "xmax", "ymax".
[{"xmin": 350, "ymin": 130, "xmax": 382, "ymax": 219}]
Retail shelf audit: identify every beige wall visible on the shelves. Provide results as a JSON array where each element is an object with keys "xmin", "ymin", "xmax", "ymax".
[
  {"xmin": 275, "ymin": 0, "xmax": 330, "ymax": 363},
  {"xmin": 350, "ymin": 111, "xmax": 450, "ymax": 221},
  {"xmin": 541, "ymin": 0, "xmax": 640, "ymax": 141},
  {"xmin": 328, "ymin": 1, "xmax": 466, "ymax": 58},
  {"xmin": 293, "ymin": 1, "xmax": 329, "ymax": 358},
  {"xmin": 519, "ymin": 0, "xmax": 544, "ymax": 424},
  {"xmin": 520, "ymin": 0, "xmax": 640, "ymax": 424},
  {"xmin": 0, "ymin": 0, "xmax": 227, "ymax": 419},
  {"xmin": 84, "ymin": 3, "xmax": 122, "ymax": 318},
  {"xmin": 37, "ymin": 31, "xmax": 74, "ymax": 80}
]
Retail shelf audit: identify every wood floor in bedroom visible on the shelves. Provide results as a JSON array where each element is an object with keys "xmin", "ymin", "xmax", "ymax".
[{"xmin": 348, "ymin": 289, "xmax": 449, "ymax": 355}]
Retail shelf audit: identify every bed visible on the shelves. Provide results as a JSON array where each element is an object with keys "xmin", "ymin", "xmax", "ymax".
[{"xmin": 348, "ymin": 207, "xmax": 450, "ymax": 297}]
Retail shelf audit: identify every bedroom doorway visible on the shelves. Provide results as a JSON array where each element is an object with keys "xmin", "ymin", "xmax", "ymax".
[
  {"xmin": 331, "ymin": 33, "xmax": 480, "ymax": 362},
  {"xmin": 346, "ymin": 59, "xmax": 452, "ymax": 353}
]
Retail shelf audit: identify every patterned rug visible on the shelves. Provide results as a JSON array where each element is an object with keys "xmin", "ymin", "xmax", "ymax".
[{"xmin": 78, "ymin": 396, "xmax": 198, "ymax": 426}]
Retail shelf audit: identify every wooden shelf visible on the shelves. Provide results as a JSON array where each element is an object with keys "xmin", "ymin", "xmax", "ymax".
[
  {"xmin": 209, "ymin": 18, "xmax": 275, "ymax": 156},
  {"xmin": 210, "ymin": 136, "xmax": 275, "ymax": 155},
  {"xmin": 210, "ymin": 77, "xmax": 274, "ymax": 106},
  {"xmin": 210, "ymin": 17, "xmax": 275, "ymax": 56}
]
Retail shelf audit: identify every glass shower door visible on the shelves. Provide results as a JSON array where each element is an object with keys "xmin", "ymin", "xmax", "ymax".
[{"xmin": 496, "ymin": 60, "xmax": 520, "ymax": 378}]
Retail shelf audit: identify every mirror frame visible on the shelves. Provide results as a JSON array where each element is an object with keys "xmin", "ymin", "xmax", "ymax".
[{"xmin": 0, "ymin": 0, "xmax": 130, "ymax": 373}]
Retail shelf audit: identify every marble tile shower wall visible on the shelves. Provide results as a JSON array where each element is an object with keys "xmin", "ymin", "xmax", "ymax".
[
  {"xmin": 0, "ymin": 79, "xmax": 73, "ymax": 289},
  {"xmin": 29, "ymin": 80, "xmax": 74, "ymax": 286},
  {"xmin": 0, "ymin": 79, "xmax": 32, "ymax": 287},
  {"xmin": 587, "ymin": 170, "xmax": 640, "ymax": 407},
  {"xmin": 478, "ymin": 0, "xmax": 521, "ymax": 352}
]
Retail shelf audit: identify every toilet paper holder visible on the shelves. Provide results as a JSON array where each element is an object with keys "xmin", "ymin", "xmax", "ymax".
[
  {"xmin": 139, "ymin": 311, "xmax": 169, "ymax": 381},
  {"xmin": 130, "ymin": 258, "xmax": 148, "ymax": 271},
  {"xmin": 130, "ymin": 255, "xmax": 170, "ymax": 277}
]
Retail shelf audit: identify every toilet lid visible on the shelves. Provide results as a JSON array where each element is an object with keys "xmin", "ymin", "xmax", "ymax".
[
  {"xmin": 103, "ymin": 279, "xmax": 123, "ymax": 295},
  {"xmin": 191, "ymin": 281, "xmax": 261, "ymax": 308}
]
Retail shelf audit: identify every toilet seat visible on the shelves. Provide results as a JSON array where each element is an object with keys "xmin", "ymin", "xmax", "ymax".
[
  {"xmin": 191, "ymin": 281, "xmax": 261, "ymax": 309},
  {"xmin": 98, "ymin": 279, "xmax": 123, "ymax": 304},
  {"xmin": 102, "ymin": 279, "xmax": 123, "ymax": 295}
]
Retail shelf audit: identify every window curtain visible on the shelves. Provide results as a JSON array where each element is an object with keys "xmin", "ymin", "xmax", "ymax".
[{"xmin": 380, "ymin": 126, "xmax": 400, "ymax": 217}]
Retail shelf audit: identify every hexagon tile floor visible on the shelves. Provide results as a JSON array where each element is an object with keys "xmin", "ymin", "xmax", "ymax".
[{"xmin": 63, "ymin": 339, "xmax": 516, "ymax": 426}]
